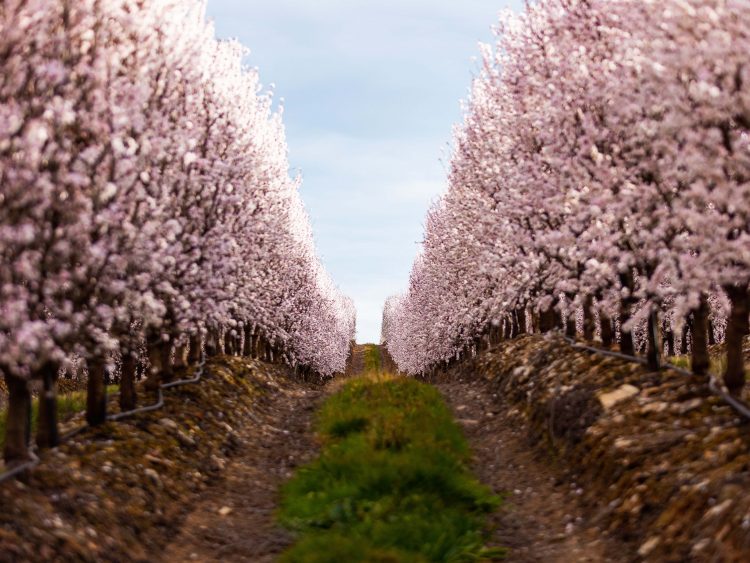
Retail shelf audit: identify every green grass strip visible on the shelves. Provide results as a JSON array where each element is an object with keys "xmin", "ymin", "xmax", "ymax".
[
  {"xmin": 279, "ymin": 375, "xmax": 505, "ymax": 562},
  {"xmin": 363, "ymin": 344, "xmax": 383, "ymax": 374}
]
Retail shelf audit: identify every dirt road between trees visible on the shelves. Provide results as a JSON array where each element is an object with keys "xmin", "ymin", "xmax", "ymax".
[
  {"xmin": 437, "ymin": 378, "xmax": 633, "ymax": 563},
  {"xmin": 161, "ymin": 378, "xmax": 326, "ymax": 562}
]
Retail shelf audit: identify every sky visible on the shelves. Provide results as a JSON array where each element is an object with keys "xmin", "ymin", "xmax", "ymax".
[{"xmin": 206, "ymin": 0, "xmax": 522, "ymax": 343}]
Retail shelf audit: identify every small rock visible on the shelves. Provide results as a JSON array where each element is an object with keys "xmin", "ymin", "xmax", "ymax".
[
  {"xmin": 458, "ymin": 419, "xmax": 480, "ymax": 426},
  {"xmin": 638, "ymin": 537, "xmax": 660, "ymax": 557},
  {"xmin": 641, "ymin": 401, "xmax": 668, "ymax": 414},
  {"xmin": 614, "ymin": 438, "xmax": 634, "ymax": 450},
  {"xmin": 456, "ymin": 405, "xmax": 468, "ymax": 411},
  {"xmin": 691, "ymin": 539, "xmax": 711, "ymax": 554},
  {"xmin": 210, "ymin": 455, "xmax": 227, "ymax": 472},
  {"xmin": 177, "ymin": 430, "xmax": 197, "ymax": 448},
  {"xmin": 218, "ymin": 506, "xmax": 233, "ymax": 516},
  {"xmin": 704, "ymin": 499, "xmax": 733, "ymax": 520},
  {"xmin": 598, "ymin": 384, "xmax": 639, "ymax": 410},
  {"xmin": 144, "ymin": 468, "xmax": 163, "ymax": 488},
  {"xmin": 672, "ymin": 398, "xmax": 703, "ymax": 415},
  {"xmin": 159, "ymin": 418, "xmax": 178, "ymax": 431}
]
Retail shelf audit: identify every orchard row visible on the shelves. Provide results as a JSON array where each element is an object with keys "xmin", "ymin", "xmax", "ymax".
[
  {"xmin": 0, "ymin": 0, "xmax": 355, "ymax": 464},
  {"xmin": 383, "ymin": 0, "xmax": 749, "ymax": 392}
]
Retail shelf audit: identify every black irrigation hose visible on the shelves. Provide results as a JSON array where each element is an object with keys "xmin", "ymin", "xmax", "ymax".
[
  {"xmin": 559, "ymin": 333, "xmax": 750, "ymax": 421},
  {"xmin": 0, "ymin": 357, "xmax": 206, "ymax": 484},
  {"xmin": 0, "ymin": 450, "xmax": 39, "ymax": 485}
]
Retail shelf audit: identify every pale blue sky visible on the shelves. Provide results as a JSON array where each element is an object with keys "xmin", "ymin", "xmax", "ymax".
[{"xmin": 206, "ymin": 1, "xmax": 521, "ymax": 343}]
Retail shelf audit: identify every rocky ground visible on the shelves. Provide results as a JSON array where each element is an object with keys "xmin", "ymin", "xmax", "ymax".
[
  {"xmin": 3, "ymin": 337, "xmax": 750, "ymax": 562},
  {"xmin": 161, "ymin": 375, "xmax": 325, "ymax": 562},
  {"xmin": 0, "ymin": 356, "xmax": 312, "ymax": 562},
  {"xmin": 434, "ymin": 334, "xmax": 750, "ymax": 562},
  {"xmin": 437, "ymin": 378, "xmax": 630, "ymax": 562}
]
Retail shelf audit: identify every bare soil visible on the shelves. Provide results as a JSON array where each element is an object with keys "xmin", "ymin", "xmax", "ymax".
[
  {"xmin": 436, "ymin": 377, "xmax": 629, "ymax": 562},
  {"xmin": 161, "ymin": 377, "xmax": 326, "ymax": 562}
]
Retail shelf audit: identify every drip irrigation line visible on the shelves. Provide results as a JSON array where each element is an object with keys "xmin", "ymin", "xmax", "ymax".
[
  {"xmin": 0, "ymin": 450, "xmax": 39, "ymax": 485},
  {"xmin": 559, "ymin": 334, "xmax": 750, "ymax": 421},
  {"xmin": 0, "ymin": 357, "xmax": 206, "ymax": 484},
  {"xmin": 108, "ymin": 357, "xmax": 205, "ymax": 422}
]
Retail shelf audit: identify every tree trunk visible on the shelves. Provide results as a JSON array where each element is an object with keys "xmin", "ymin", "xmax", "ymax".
[
  {"xmin": 691, "ymin": 294, "xmax": 710, "ymax": 376},
  {"xmin": 565, "ymin": 314, "xmax": 576, "ymax": 338},
  {"xmin": 36, "ymin": 362, "xmax": 60, "ymax": 450},
  {"xmin": 707, "ymin": 318, "xmax": 716, "ymax": 346},
  {"xmin": 511, "ymin": 311, "xmax": 519, "ymax": 338},
  {"xmin": 146, "ymin": 342, "xmax": 162, "ymax": 394},
  {"xmin": 188, "ymin": 333, "xmax": 202, "ymax": 364},
  {"xmin": 86, "ymin": 357, "xmax": 108, "ymax": 427},
  {"xmin": 160, "ymin": 338, "xmax": 174, "ymax": 383},
  {"xmin": 646, "ymin": 309, "xmax": 660, "ymax": 371},
  {"xmin": 120, "ymin": 351, "xmax": 137, "ymax": 412},
  {"xmin": 3, "ymin": 374, "xmax": 32, "ymax": 464},
  {"xmin": 583, "ymin": 296, "xmax": 595, "ymax": 340},
  {"xmin": 205, "ymin": 329, "xmax": 220, "ymax": 357},
  {"xmin": 618, "ymin": 271, "xmax": 635, "ymax": 356},
  {"xmin": 600, "ymin": 311, "xmax": 614, "ymax": 347},
  {"xmin": 503, "ymin": 317, "xmax": 512, "ymax": 340},
  {"xmin": 516, "ymin": 307, "xmax": 528, "ymax": 334},
  {"xmin": 539, "ymin": 306, "xmax": 556, "ymax": 333},
  {"xmin": 724, "ymin": 285, "xmax": 750, "ymax": 396},
  {"xmin": 243, "ymin": 326, "xmax": 253, "ymax": 357}
]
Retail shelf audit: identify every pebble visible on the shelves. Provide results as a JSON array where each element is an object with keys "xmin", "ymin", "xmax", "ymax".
[
  {"xmin": 638, "ymin": 537, "xmax": 660, "ymax": 557},
  {"xmin": 218, "ymin": 506, "xmax": 233, "ymax": 516},
  {"xmin": 159, "ymin": 418, "xmax": 179, "ymax": 431},
  {"xmin": 144, "ymin": 468, "xmax": 163, "ymax": 488}
]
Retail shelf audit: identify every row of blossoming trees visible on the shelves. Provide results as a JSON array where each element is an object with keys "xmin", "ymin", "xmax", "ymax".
[
  {"xmin": 383, "ymin": 0, "xmax": 750, "ymax": 396},
  {"xmin": 0, "ymin": 0, "xmax": 356, "ymax": 465}
]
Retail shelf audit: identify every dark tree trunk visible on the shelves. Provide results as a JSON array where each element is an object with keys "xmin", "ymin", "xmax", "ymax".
[
  {"xmin": 583, "ymin": 295, "xmax": 595, "ymax": 340},
  {"xmin": 539, "ymin": 304, "xmax": 559, "ymax": 334},
  {"xmin": 243, "ymin": 326, "xmax": 253, "ymax": 357},
  {"xmin": 517, "ymin": 307, "xmax": 527, "ymax": 335},
  {"xmin": 600, "ymin": 311, "xmax": 614, "ymax": 347},
  {"xmin": 511, "ymin": 311, "xmax": 519, "ymax": 338},
  {"xmin": 160, "ymin": 338, "xmax": 174, "ymax": 383},
  {"xmin": 3, "ymin": 374, "xmax": 31, "ymax": 464},
  {"xmin": 205, "ymin": 329, "xmax": 220, "ymax": 357},
  {"xmin": 188, "ymin": 333, "xmax": 202, "ymax": 364},
  {"xmin": 503, "ymin": 317, "xmax": 512, "ymax": 340},
  {"xmin": 565, "ymin": 314, "xmax": 576, "ymax": 338},
  {"xmin": 618, "ymin": 270, "xmax": 635, "ymax": 356},
  {"xmin": 86, "ymin": 357, "xmax": 108, "ymax": 427},
  {"xmin": 707, "ymin": 318, "xmax": 716, "ymax": 346},
  {"xmin": 724, "ymin": 285, "xmax": 750, "ymax": 396},
  {"xmin": 146, "ymin": 342, "xmax": 162, "ymax": 394},
  {"xmin": 36, "ymin": 362, "xmax": 60, "ymax": 450},
  {"xmin": 120, "ymin": 350, "xmax": 137, "ymax": 412},
  {"xmin": 691, "ymin": 294, "xmax": 710, "ymax": 376},
  {"xmin": 646, "ymin": 309, "xmax": 661, "ymax": 371}
]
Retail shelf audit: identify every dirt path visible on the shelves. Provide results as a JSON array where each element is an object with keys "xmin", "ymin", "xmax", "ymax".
[
  {"xmin": 345, "ymin": 344, "xmax": 367, "ymax": 376},
  {"xmin": 162, "ymin": 377, "xmax": 326, "ymax": 562},
  {"xmin": 436, "ymin": 378, "xmax": 631, "ymax": 563}
]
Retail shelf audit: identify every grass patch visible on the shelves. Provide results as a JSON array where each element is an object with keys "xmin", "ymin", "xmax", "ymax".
[
  {"xmin": 279, "ymin": 375, "xmax": 504, "ymax": 562},
  {"xmin": 0, "ymin": 385, "xmax": 119, "ymax": 451},
  {"xmin": 667, "ymin": 354, "xmax": 748, "ymax": 375},
  {"xmin": 363, "ymin": 345, "xmax": 382, "ymax": 373}
]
